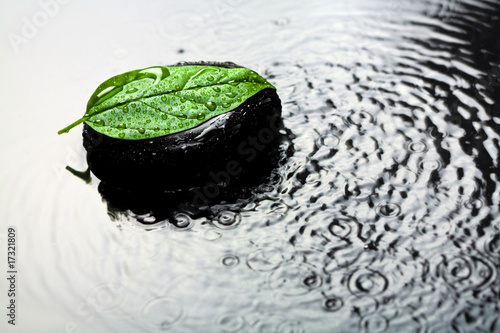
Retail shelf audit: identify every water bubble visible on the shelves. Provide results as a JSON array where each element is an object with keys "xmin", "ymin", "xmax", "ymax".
[
  {"xmin": 177, "ymin": 114, "xmax": 187, "ymax": 120},
  {"xmin": 205, "ymin": 101, "xmax": 217, "ymax": 111},
  {"xmin": 137, "ymin": 128, "xmax": 146, "ymax": 134},
  {"xmin": 322, "ymin": 296, "xmax": 343, "ymax": 312},
  {"xmin": 347, "ymin": 268, "xmax": 388, "ymax": 296},
  {"xmin": 228, "ymin": 80, "xmax": 239, "ymax": 86},
  {"xmin": 406, "ymin": 140, "xmax": 428, "ymax": 153},
  {"xmin": 225, "ymin": 92, "xmax": 237, "ymax": 98},
  {"xmin": 161, "ymin": 96, "xmax": 167, "ymax": 102},
  {"xmin": 207, "ymin": 76, "xmax": 214, "ymax": 81},
  {"xmin": 302, "ymin": 273, "xmax": 322, "ymax": 289},
  {"xmin": 141, "ymin": 296, "xmax": 183, "ymax": 330},
  {"xmin": 328, "ymin": 217, "xmax": 354, "ymax": 238},
  {"xmin": 180, "ymin": 97, "xmax": 186, "ymax": 103},
  {"xmin": 213, "ymin": 87, "xmax": 221, "ymax": 92},
  {"xmin": 375, "ymin": 203, "xmax": 401, "ymax": 218},
  {"xmin": 171, "ymin": 213, "xmax": 193, "ymax": 229},
  {"xmin": 418, "ymin": 158, "xmax": 442, "ymax": 172},
  {"xmin": 119, "ymin": 133, "xmax": 125, "ymax": 138},
  {"xmin": 161, "ymin": 114, "xmax": 167, "ymax": 120},
  {"xmin": 116, "ymin": 123, "xmax": 126, "ymax": 130},
  {"xmin": 213, "ymin": 211, "xmax": 241, "ymax": 229},
  {"xmin": 197, "ymin": 113, "xmax": 205, "ymax": 120},
  {"xmin": 318, "ymin": 133, "xmax": 340, "ymax": 148},
  {"xmin": 123, "ymin": 106, "xmax": 129, "ymax": 113},
  {"xmin": 222, "ymin": 103, "xmax": 231, "ymax": 108},
  {"xmin": 220, "ymin": 254, "xmax": 240, "ymax": 268},
  {"xmin": 126, "ymin": 87, "xmax": 138, "ymax": 93}
]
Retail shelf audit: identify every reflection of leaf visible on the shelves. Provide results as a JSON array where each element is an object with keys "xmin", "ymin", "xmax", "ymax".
[
  {"xmin": 58, "ymin": 65, "xmax": 276, "ymax": 140},
  {"xmin": 65, "ymin": 165, "xmax": 91, "ymax": 183}
]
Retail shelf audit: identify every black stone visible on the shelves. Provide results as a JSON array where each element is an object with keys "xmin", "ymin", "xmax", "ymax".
[{"xmin": 83, "ymin": 62, "xmax": 284, "ymax": 191}]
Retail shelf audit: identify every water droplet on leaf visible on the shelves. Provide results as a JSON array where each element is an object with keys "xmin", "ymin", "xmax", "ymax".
[
  {"xmin": 205, "ymin": 101, "xmax": 216, "ymax": 111},
  {"xmin": 94, "ymin": 119, "xmax": 105, "ymax": 126}
]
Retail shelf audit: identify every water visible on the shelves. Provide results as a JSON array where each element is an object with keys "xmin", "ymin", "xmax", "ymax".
[{"xmin": 1, "ymin": 0, "xmax": 499, "ymax": 332}]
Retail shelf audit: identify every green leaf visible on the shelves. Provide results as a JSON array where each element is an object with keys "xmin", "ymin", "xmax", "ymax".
[{"xmin": 58, "ymin": 65, "xmax": 276, "ymax": 140}]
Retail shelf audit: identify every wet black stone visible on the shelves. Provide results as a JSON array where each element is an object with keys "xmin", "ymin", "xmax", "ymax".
[{"xmin": 83, "ymin": 62, "xmax": 285, "ymax": 192}]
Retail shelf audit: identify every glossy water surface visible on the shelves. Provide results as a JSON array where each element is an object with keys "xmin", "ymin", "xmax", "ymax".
[{"xmin": 0, "ymin": 0, "xmax": 499, "ymax": 332}]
